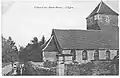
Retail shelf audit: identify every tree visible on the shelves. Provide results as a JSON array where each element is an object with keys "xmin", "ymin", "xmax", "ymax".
[
  {"xmin": 31, "ymin": 37, "xmax": 38, "ymax": 44},
  {"xmin": 2, "ymin": 36, "xmax": 18, "ymax": 63},
  {"xmin": 7, "ymin": 37, "xmax": 15, "ymax": 46},
  {"xmin": 19, "ymin": 46, "xmax": 25, "ymax": 62},
  {"xmin": 40, "ymin": 35, "xmax": 45, "ymax": 45},
  {"xmin": 19, "ymin": 37, "xmax": 43, "ymax": 62},
  {"xmin": 111, "ymin": 50, "xmax": 119, "ymax": 75},
  {"xmin": 19, "ymin": 45, "xmax": 24, "ymax": 51}
]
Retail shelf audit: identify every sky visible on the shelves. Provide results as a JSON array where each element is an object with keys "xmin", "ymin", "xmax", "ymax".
[{"xmin": 1, "ymin": 0, "xmax": 119, "ymax": 47}]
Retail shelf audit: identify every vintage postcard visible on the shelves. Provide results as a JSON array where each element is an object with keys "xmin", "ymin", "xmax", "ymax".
[{"xmin": 1, "ymin": 0, "xmax": 119, "ymax": 76}]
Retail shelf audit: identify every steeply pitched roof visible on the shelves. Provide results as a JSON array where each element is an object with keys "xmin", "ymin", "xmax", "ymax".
[
  {"xmin": 53, "ymin": 28, "xmax": 118, "ymax": 50},
  {"xmin": 43, "ymin": 27, "xmax": 118, "ymax": 51},
  {"xmin": 42, "ymin": 35, "xmax": 62, "ymax": 52},
  {"xmin": 86, "ymin": 1, "xmax": 119, "ymax": 19}
]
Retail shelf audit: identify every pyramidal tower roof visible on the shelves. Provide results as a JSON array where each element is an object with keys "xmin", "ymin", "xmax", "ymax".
[{"xmin": 86, "ymin": 1, "xmax": 119, "ymax": 19}]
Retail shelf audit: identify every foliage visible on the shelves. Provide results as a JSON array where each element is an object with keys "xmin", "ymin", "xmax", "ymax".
[
  {"xmin": 92, "ymin": 61, "xmax": 111, "ymax": 75},
  {"xmin": 19, "ymin": 36, "xmax": 45, "ymax": 62},
  {"xmin": 22, "ymin": 61, "xmax": 56, "ymax": 75},
  {"xmin": 43, "ymin": 60, "xmax": 57, "ymax": 68},
  {"xmin": 19, "ymin": 44, "xmax": 42, "ymax": 62},
  {"xmin": 111, "ymin": 54, "xmax": 119, "ymax": 75},
  {"xmin": 2, "ymin": 36, "xmax": 18, "ymax": 63},
  {"xmin": 31, "ymin": 37, "xmax": 38, "ymax": 44},
  {"xmin": 40, "ymin": 35, "xmax": 45, "ymax": 45},
  {"xmin": 65, "ymin": 61, "xmax": 118, "ymax": 76},
  {"xmin": 65, "ymin": 62, "xmax": 94, "ymax": 75}
]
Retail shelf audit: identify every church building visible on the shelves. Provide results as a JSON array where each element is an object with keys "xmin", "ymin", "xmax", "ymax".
[{"xmin": 42, "ymin": 1, "xmax": 119, "ymax": 64}]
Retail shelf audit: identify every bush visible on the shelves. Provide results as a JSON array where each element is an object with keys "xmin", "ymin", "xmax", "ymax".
[
  {"xmin": 65, "ymin": 61, "xmax": 117, "ymax": 76},
  {"xmin": 65, "ymin": 62, "xmax": 94, "ymax": 75},
  {"xmin": 43, "ymin": 60, "xmax": 57, "ymax": 68},
  {"xmin": 23, "ymin": 61, "xmax": 56, "ymax": 75}
]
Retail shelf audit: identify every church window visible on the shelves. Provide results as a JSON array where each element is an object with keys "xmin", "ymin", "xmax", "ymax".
[
  {"xmin": 106, "ymin": 50, "xmax": 110, "ymax": 60},
  {"xmin": 71, "ymin": 49, "xmax": 76, "ymax": 61},
  {"xmin": 94, "ymin": 49, "xmax": 99, "ymax": 60},
  {"xmin": 82, "ymin": 49, "xmax": 88, "ymax": 60}
]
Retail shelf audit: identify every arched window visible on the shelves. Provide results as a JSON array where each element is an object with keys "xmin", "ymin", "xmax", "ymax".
[
  {"xmin": 71, "ymin": 49, "xmax": 76, "ymax": 61},
  {"xmin": 94, "ymin": 49, "xmax": 99, "ymax": 60},
  {"xmin": 82, "ymin": 49, "xmax": 87, "ymax": 60},
  {"xmin": 106, "ymin": 50, "xmax": 110, "ymax": 60}
]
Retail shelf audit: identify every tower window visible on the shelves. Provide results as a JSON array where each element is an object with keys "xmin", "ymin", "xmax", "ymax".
[
  {"xmin": 94, "ymin": 14, "xmax": 99, "ymax": 20},
  {"xmin": 105, "ymin": 15, "xmax": 110, "ymax": 23}
]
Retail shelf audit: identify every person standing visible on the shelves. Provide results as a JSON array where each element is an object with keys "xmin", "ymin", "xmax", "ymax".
[{"xmin": 16, "ymin": 65, "xmax": 21, "ymax": 75}]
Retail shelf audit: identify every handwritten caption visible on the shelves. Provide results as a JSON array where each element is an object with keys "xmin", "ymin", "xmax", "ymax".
[{"xmin": 34, "ymin": 6, "xmax": 74, "ymax": 9}]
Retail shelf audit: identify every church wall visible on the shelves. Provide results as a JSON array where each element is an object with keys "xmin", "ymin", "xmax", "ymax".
[
  {"xmin": 76, "ymin": 50, "xmax": 82, "ymax": 63},
  {"xmin": 63, "ymin": 49, "xmax": 118, "ymax": 64},
  {"xmin": 62, "ymin": 50, "xmax": 71, "ymax": 54},
  {"xmin": 76, "ymin": 50, "xmax": 94, "ymax": 63},
  {"xmin": 43, "ymin": 49, "xmax": 118, "ymax": 63},
  {"xmin": 99, "ymin": 50, "xmax": 106, "ymax": 59},
  {"xmin": 43, "ymin": 51, "xmax": 57, "ymax": 61}
]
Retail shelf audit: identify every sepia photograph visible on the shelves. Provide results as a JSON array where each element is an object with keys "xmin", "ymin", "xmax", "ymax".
[{"xmin": 1, "ymin": 0, "xmax": 119, "ymax": 76}]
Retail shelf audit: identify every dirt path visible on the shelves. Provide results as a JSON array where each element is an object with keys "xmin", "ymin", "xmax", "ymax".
[{"xmin": 2, "ymin": 64, "xmax": 12, "ymax": 75}]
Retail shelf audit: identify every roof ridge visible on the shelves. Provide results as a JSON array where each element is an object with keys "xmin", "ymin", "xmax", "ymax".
[
  {"xmin": 54, "ymin": 29, "xmax": 102, "ymax": 32},
  {"xmin": 54, "ymin": 28, "xmax": 86, "ymax": 30}
]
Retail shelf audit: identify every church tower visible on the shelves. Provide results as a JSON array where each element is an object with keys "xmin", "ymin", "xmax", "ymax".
[{"xmin": 86, "ymin": 1, "xmax": 119, "ymax": 30}]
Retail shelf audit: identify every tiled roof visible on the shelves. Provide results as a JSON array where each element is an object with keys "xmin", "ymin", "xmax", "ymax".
[
  {"xmin": 43, "ymin": 26, "xmax": 118, "ymax": 51},
  {"xmin": 86, "ymin": 1, "xmax": 119, "ymax": 19},
  {"xmin": 51, "ymin": 28, "xmax": 118, "ymax": 50}
]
